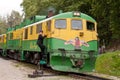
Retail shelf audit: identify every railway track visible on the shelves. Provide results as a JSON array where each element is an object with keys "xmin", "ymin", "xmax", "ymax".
[
  {"xmin": 0, "ymin": 56, "xmax": 111, "ymax": 80},
  {"xmin": 27, "ymin": 65, "xmax": 110, "ymax": 80},
  {"xmin": 68, "ymin": 73, "xmax": 111, "ymax": 80}
]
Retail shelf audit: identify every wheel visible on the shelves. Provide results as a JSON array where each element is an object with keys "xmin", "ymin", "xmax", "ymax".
[{"xmin": 14, "ymin": 53, "xmax": 18, "ymax": 60}]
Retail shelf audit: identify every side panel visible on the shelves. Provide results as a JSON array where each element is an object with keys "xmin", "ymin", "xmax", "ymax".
[
  {"xmin": 22, "ymin": 40, "xmax": 39, "ymax": 51},
  {"xmin": 7, "ymin": 39, "xmax": 21, "ymax": 50}
]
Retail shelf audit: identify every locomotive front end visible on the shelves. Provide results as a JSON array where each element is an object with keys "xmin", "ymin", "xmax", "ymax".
[{"xmin": 49, "ymin": 11, "xmax": 98, "ymax": 73}]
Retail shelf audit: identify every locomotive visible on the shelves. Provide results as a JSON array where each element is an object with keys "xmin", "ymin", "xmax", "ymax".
[{"xmin": 0, "ymin": 11, "xmax": 98, "ymax": 73}]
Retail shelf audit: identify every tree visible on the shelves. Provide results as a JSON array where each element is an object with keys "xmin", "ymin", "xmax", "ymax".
[
  {"xmin": 7, "ymin": 10, "xmax": 22, "ymax": 27},
  {"xmin": 0, "ymin": 16, "xmax": 7, "ymax": 34},
  {"xmin": 90, "ymin": 0, "xmax": 120, "ymax": 44},
  {"xmin": 0, "ymin": 10, "xmax": 22, "ymax": 34},
  {"xmin": 21, "ymin": 0, "xmax": 49, "ymax": 18}
]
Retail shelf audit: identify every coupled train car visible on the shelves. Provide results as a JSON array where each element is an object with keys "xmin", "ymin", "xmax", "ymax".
[{"xmin": 0, "ymin": 11, "xmax": 98, "ymax": 73}]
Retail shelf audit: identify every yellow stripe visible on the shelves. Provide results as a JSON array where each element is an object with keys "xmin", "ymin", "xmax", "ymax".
[{"xmin": 11, "ymin": 18, "xmax": 97, "ymax": 43}]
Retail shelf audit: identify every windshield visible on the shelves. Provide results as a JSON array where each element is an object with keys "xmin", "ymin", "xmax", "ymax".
[
  {"xmin": 87, "ymin": 21, "xmax": 95, "ymax": 31},
  {"xmin": 55, "ymin": 19, "xmax": 66, "ymax": 29},
  {"xmin": 71, "ymin": 20, "xmax": 82, "ymax": 30}
]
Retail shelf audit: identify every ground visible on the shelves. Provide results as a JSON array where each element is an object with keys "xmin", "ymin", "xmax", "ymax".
[
  {"xmin": 0, "ymin": 57, "xmax": 79, "ymax": 80},
  {"xmin": 0, "ymin": 56, "xmax": 119, "ymax": 80}
]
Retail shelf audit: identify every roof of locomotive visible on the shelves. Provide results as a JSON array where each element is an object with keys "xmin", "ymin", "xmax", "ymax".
[
  {"xmin": 53, "ymin": 12, "xmax": 96, "ymax": 22},
  {"xmin": 23, "ymin": 11, "xmax": 96, "ymax": 28},
  {"xmin": 7, "ymin": 11, "xmax": 96, "ymax": 32}
]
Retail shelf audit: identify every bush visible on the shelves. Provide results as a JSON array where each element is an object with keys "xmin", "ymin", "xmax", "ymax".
[{"xmin": 95, "ymin": 51, "xmax": 120, "ymax": 77}]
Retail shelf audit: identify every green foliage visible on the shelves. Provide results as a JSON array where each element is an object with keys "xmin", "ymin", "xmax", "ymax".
[
  {"xmin": 47, "ymin": 0, "xmax": 92, "ymax": 15},
  {"xmin": 21, "ymin": 0, "xmax": 49, "ymax": 18},
  {"xmin": 0, "ymin": 16, "xmax": 7, "ymax": 34},
  {"xmin": 0, "ymin": 10, "xmax": 22, "ymax": 34},
  {"xmin": 7, "ymin": 10, "xmax": 22, "ymax": 27},
  {"xmin": 21, "ymin": 0, "xmax": 92, "ymax": 17},
  {"xmin": 95, "ymin": 51, "xmax": 120, "ymax": 76},
  {"xmin": 91, "ymin": 0, "xmax": 120, "ymax": 43}
]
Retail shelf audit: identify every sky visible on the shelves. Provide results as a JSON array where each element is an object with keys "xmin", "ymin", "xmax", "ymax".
[{"xmin": 0, "ymin": 0, "xmax": 23, "ymax": 16}]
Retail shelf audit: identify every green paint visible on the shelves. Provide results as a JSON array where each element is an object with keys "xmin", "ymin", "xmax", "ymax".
[
  {"xmin": 53, "ymin": 12, "xmax": 96, "ymax": 22},
  {"xmin": 0, "ymin": 43, "xmax": 4, "ymax": 49},
  {"xmin": 49, "ymin": 38, "xmax": 98, "ymax": 51},
  {"xmin": 49, "ymin": 38, "xmax": 98, "ymax": 72},
  {"xmin": 7, "ymin": 39, "xmax": 21, "ymax": 50},
  {"xmin": 0, "ymin": 41, "xmax": 7, "ymax": 56},
  {"xmin": 81, "ymin": 40, "xmax": 98, "ymax": 52},
  {"xmin": 20, "ymin": 50, "xmax": 25, "ymax": 60},
  {"xmin": 50, "ymin": 55, "xmax": 96, "ymax": 72},
  {"xmin": 22, "ymin": 38, "xmax": 52, "ymax": 52},
  {"xmin": 21, "ymin": 38, "xmax": 98, "ymax": 53},
  {"xmin": 22, "ymin": 40, "xmax": 39, "ymax": 51},
  {"xmin": 0, "ymin": 42, "xmax": 6, "ymax": 50}
]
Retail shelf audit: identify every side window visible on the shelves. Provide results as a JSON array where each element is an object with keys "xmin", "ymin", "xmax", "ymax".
[
  {"xmin": 87, "ymin": 21, "xmax": 95, "ymax": 30},
  {"xmin": 2, "ymin": 35, "xmax": 5, "ymax": 42},
  {"xmin": 55, "ymin": 19, "xmax": 66, "ymax": 29},
  {"xmin": 24, "ymin": 28, "xmax": 28, "ymax": 39},
  {"xmin": 36, "ymin": 23, "xmax": 42, "ymax": 34},
  {"xmin": 7, "ymin": 34, "xmax": 10, "ymax": 40},
  {"xmin": 71, "ymin": 20, "xmax": 82, "ymax": 30},
  {"xmin": 30, "ymin": 26, "xmax": 33, "ymax": 35},
  {"xmin": 10, "ymin": 33, "xmax": 13, "ymax": 40},
  {"xmin": 47, "ymin": 20, "xmax": 51, "ymax": 31}
]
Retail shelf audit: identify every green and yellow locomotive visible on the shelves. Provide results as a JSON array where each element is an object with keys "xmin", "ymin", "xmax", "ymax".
[{"xmin": 0, "ymin": 11, "xmax": 98, "ymax": 73}]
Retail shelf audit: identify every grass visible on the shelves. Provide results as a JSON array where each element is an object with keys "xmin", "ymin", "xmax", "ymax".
[
  {"xmin": 14, "ymin": 64, "xmax": 19, "ymax": 67},
  {"xmin": 13, "ymin": 61, "xmax": 37, "ymax": 69},
  {"xmin": 18, "ymin": 62, "xmax": 38, "ymax": 69},
  {"xmin": 95, "ymin": 51, "xmax": 120, "ymax": 77}
]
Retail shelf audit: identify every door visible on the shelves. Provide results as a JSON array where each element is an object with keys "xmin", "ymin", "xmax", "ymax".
[
  {"xmin": 85, "ymin": 21, "xmax": 98, "ymax": 51},
  {"xmin": 43, "ymin": 20, "xmax": 52, "ymax": 51}
]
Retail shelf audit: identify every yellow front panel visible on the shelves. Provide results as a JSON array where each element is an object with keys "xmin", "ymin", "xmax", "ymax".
[{"xmin": 52, "ymin": 18, "xmax": 97, "ymax": 42}]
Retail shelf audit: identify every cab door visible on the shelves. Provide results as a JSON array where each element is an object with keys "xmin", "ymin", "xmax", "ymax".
[
  {"xmin": 43, "ymin": 20, "xmax": 52, "ymax": 51},
  {"xmin": 86, "ymin": 21, "xmax": 97, "ymax": 40},
  {"xmin": 85, "ymin": 21, "xmax": 98, "ymax": 51}
]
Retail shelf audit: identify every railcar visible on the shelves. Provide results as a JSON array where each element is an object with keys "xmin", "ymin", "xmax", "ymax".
[
  {"xmin": 0, "ymin": 11, "xmax": 98, "ymax": 73},
  {"xmin": 0, "ymin": 34, "xmax": 6, "ymax": 56}
]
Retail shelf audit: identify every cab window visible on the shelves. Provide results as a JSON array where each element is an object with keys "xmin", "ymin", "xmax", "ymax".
[
  {"xmin": 55, "ymin": 19, "xmax": 66, "ymax": 29},
  {"xmin": 87, "ymin": 21, "xmax": 95, "ymax": 30},
  {"xmin": 2, "ymin": 35, "xmax": 5, "ymax": 42},
  {"xmin": 47, "ymin": 20, "xmax": 51, "ymax": 31},
  {"xmin": 11, "ymin": 33, "xmax": 13, "ymax": 39},
  {"xmin": 7, "ymin": 33, "xmax": 13, "ymax": 40},
  {"xmin": 7, "ymin": 34, "xmax": 9, "ymax": 40},
  {"xmin": 30, "ymin": 26, "xmax": 33, "ymax": 35},
  {"xmin": 24, "ymin": 28, "xmax": 28, "ymax": 39},
  {"xmin": 71, "ymin": 20, "xmax": 82, "ymax": 30},
  {"xmin": 36, "ymin": 23, "xmax": 42, "ymax": 33}
]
